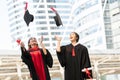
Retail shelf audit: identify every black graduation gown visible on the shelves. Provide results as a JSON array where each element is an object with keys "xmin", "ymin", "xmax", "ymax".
[
  {"xmin": 21, "ymin": 47, "xmax": 53, "ymax": 80},
  {"xmin": 56, "ymin": 43, "xmax": 92, "ymax": 80}
]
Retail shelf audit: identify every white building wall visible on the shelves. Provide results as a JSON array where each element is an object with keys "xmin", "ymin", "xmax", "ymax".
[
  {"xmin": 109, "ymin": 0, "xmax": 120, "ymax": 49},
  {"xmin": 71, "ymin": 0, "xmax": 107, "ymax": 49}
]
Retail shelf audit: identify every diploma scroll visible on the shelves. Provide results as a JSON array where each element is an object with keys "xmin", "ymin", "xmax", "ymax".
[{"xmin": 82, "ymin": 67, "xmax": 93, "ymax": 72}]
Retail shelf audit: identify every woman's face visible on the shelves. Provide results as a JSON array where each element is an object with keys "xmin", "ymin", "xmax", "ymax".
[
  {"xmin": 29, "ymin": 37, "xmax": 38, "ymax": 46},
  {"xmin": 70, "ymin": 32, "xmax": 77, "ymax": 42}
]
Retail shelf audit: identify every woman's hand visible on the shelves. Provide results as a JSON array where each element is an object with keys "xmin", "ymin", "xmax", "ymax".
[
  {"xmin": 20, "ymin": 42, "xmax": 26, "ymax": 52},
  {"xmin": 38, "ymin": 36, "xmax": 43, "ymax": 44},
  {"xmin": 55, "ymin": 35, "xmax": 62, "ymax": 41},
  {"xmin": 55, "ymin": 36, "xmax": 62, "ymax": 52},
  {"xmin": 20, "ymin": 42, "xmax": 25, "ymax": 48},
  {"xmin": 39, "ymin": 36, "xmax": 47, "ymax": 55}
]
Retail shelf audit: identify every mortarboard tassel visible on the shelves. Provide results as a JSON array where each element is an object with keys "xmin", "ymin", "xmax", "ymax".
[
  {"xmin": 24, "ymin": 2, "xmax": 28, "ymax": 11},
  {"xmin": 50, "ymin": 7, "xmax": 57, "ymax": 13}
]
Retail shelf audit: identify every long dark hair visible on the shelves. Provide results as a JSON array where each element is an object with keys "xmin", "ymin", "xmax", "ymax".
[{"xmin": 28, "ymin": 37, "xmax": 38, "ymax": 49}]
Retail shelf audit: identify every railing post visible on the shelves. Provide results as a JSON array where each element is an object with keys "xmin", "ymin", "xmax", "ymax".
[
  {"xmin": 16, "ymin": 63, "xmax": 23, "ymax": 80},
  {"xmin": 59, "ymin": 65, "xmax": 64, "ymax": 80},
  {"xmin": 0, "ymin": 58, "xmax": 2, "ymax": 65},
  {"xmin": 93, "ymin": 61, "xmax": 101, "ymax": 80}
]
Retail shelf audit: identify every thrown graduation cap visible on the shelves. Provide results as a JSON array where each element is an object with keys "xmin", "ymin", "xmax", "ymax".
[
  {"xmin": 54, "ymin": 12, "xmax": 63, "ymax": 26},
  {"xmin": 24, "ymin": 10, "xmax": 34, "ymax": 26},
  {"xmin": 51, "ymin": 7, "xmax": 63, "ymax": 27},
  {"xmin": 23, "ymin": 2, "xmax": 34, "ymax": 26}
]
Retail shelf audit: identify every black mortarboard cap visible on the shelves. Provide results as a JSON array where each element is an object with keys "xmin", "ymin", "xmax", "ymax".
[
  {"xmin": 24, "ymin": 10, "xmax": 34, "ymax": 26},
  {"xmin": 54, "ymin": 12, "xmax": 63, "ymax": 27}
]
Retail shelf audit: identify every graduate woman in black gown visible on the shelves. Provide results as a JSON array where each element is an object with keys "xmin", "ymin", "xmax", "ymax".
[
  {"xmin": 20, "ymin": 36, "xmax": 53, "ymax": 80},
  {"xmin": 55, "ymin": 32, "xmax": 92, "ymax": 80}
]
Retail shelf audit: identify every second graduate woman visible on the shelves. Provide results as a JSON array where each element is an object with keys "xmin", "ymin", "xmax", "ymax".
[
  {"xmin": 55, "ymin": 32, "xmax": 92, "ymax": 80},
  {"xmin": 20, "ymin": 36, "xmax": 53, "ymax": 80}
]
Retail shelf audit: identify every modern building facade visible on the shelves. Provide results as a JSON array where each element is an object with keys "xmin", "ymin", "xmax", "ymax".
[
  {"xmin": 71, "ymin": 0, "xmax": 107, "ymax": 49},
  {"xmin": 109, "ymin": 0, "xmax": 120, "ymax": 49},
  {"xmin": 73, "ymin": 0, "xmax": 120, "ymax": 49},
  {"xmin": 102, "ymin": 0, "xmax": 113, "ymax": 49}
]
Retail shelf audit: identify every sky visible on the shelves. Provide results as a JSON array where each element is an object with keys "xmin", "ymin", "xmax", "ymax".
[{"xmin": 0, "ymin": 0, "xmax": 13, "ymax": 50}]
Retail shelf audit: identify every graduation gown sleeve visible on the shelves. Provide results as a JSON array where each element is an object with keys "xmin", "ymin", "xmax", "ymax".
[
  {"xmin": 81, "ymin": 47, "xmax": 93, "ymax": 79},
  {"xmin": 56, "ymin": 46, "xmax": 66, "ymax": 67},
  {"xmin": 41, "ymin": 49, "xmax": 53, "ymax": 68},
  {"xmin": 21, "ymin": 47, "xmax": 30, "ymax": 65}
]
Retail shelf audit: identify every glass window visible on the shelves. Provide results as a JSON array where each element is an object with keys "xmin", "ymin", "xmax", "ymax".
[
  {"xmin": 44, "ymin": 43, "xmax": 50, "ymax": 46},
  {"xmin": 35, "ymin": 16, "xmax": 46, "ymax": 19},
  {"xmin": 36, "ymin": 21, "xmax": 47, "ymax": 24},
  {"xmin": 47, "ymin": 0, "xmax": 55, "ymax": 2},
  {"xmin": 97, "ymin": 36, "xmax": 103, "ymax": 44},
  {"xmin": 49, "ymin": 21, "xmax": 55, "ymax": 24},
  {"xmin": 33, "ymin": 5, "xmax": 37, "ymax": 8},
  {"xmin": 105, "ymin": 31, "xmax": 112, "ymax": 35},
  {"xmin": 47, "ymin": 5, "xmax": 56, "ymax": 8},
  {"xmin": 107, "ymin": 44, "xmax": 113, "ymax": 49},
  {"xmin": 37, "ymin": 10, "xmax": 45, "ymax": 13},
  {"xmin": 37, "ymin": 27, "xmax": 48, "ymax": 30},
  {"xmin": 37, "ymin": 32, "xmax": 48, "ymax": 35},
  {"xmin": 50, "ymin": 27, "xmax": 58, "ymax": 29},
  {"xmin": 48, "ymin": 11, "xmax": 53, "ymax": 13},
  {"xmin": 104, "ymin": 17, "xmax": 111, "ymax": 22},
  {"xmin": 74, "ymin": 0, "xmax": 98, "ymax": 15},
  {"xmin": 33, "ymin": 0, "xmax": 40, "ymax": 2},
  {"xmin": 77, "ymin": 10, "xmax": 100, "ymax": 26},
  {"xmin": 39, "ymin": 5, "xmax": 44, "ymax": 8},
  {"xmin": 109, "ymin": 0, "xmax": 118, "ymax": 3},
  {"xmin": 44, "ymin": 38, "xmax": 49, "ymax": 41},
  {"xmin": 51, "ymin": 32, "xmax": 61, "ymax": 35}
]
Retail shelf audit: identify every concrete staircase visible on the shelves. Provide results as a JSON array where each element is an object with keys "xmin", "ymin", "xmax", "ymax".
[
  {"xmin": 0, "ymin": 54, "xmax": 120, "ymax": 80},
  {"xmin": 0, "ymin": 55, "xmax": 63, "ymax": 80}
]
